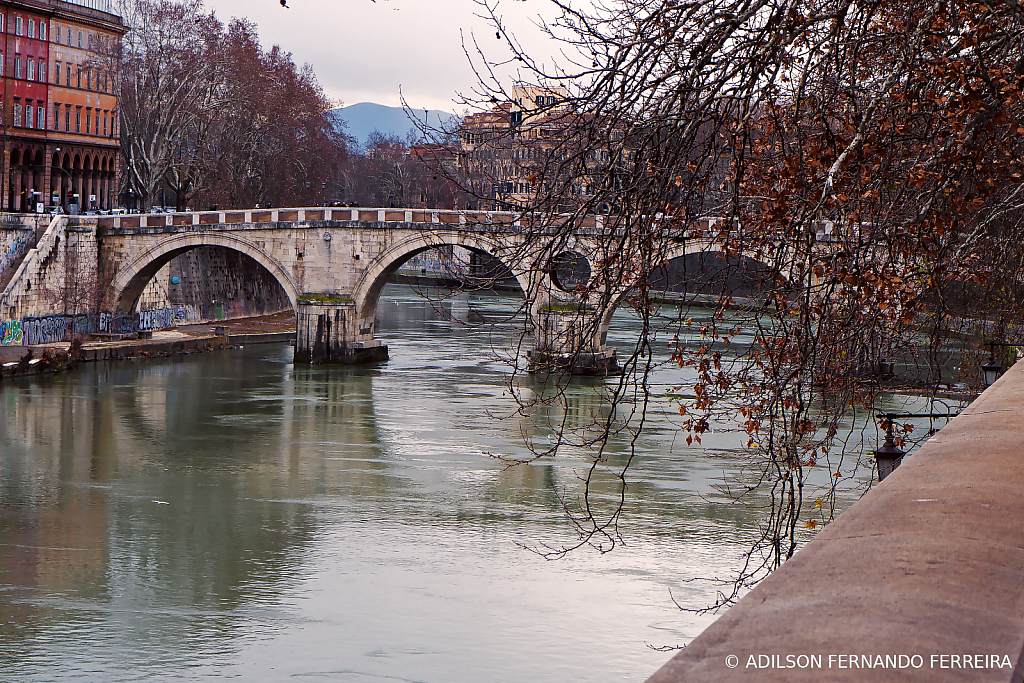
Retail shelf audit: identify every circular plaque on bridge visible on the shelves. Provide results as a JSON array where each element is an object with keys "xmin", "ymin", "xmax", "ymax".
[{"xmin": 550, "ymin": 251, "xmax": 591, "ymax": 292}]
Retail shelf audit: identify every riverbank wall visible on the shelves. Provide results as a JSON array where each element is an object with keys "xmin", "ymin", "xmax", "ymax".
[
  {"xmin": 0, "ymin": 331, "xmax": 294, "ymax": 379},
  {"xmin": 646, "ymin": 358, "xmax": 1024, "ymax": 682}
]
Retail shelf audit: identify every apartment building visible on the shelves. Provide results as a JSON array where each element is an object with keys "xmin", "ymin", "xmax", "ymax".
[
  {"xmin": 459, "ymin": 86, "xmax": 621, "ymax": 213},
  {"xmin": 1, "ymin": 0, "xmax": 122, "ymax": 212}
]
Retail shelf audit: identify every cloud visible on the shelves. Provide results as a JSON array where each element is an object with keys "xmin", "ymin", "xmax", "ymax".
[{"xmin": 204, "ymin": 0, "xmax": 563, "ymax": 112}]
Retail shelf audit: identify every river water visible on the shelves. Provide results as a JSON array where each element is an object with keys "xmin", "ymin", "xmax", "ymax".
[{"xmin": 0, "ymin": 284, "xmax": 917, "ymax": 682}]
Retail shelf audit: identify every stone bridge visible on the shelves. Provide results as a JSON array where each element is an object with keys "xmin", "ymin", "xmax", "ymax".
[{"xmin": 0, "ymin": 207, "xmax": 759, "ymax": 371}]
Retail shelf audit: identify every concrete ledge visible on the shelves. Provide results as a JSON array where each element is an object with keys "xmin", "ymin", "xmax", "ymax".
[
  {"xmin": 75, "ymin": 336, "xmax": 224, "ymax": 361},
  {"xmin": 227, "ymin": 332, "xmax": 294, "ymax": 345},
  {"xmin": 646, "ymin": 360, "xmax": 1024, "ymax": 682}
]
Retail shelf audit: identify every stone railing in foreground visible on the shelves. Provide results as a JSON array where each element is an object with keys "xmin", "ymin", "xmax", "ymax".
[{"xmin": 647, "ymin": 361, "xmax": 1024, "ymax": 682}]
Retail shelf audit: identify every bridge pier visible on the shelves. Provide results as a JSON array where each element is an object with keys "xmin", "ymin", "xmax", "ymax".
[
  {"xmin": 528, "ymin": 305, "xmax": 618, "ymax": 376},
  {"xmin": 294, "ymin": 298, "xmax": 388, "ymax": 365}
]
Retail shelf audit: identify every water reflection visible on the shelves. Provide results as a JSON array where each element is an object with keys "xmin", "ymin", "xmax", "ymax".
[{"xmin": 0, "ymin": 284, "xmax": 890, "ymax": 682}]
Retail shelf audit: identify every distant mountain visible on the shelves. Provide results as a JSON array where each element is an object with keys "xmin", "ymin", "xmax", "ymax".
[{"xmin": 332, "ymin": 103, "xmax": 460, "ymax": 151}]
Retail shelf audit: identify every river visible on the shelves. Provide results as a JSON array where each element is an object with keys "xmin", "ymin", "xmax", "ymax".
[{"xmin": 0, "ymin": 284, "xmax": 928, "ymax": 682}]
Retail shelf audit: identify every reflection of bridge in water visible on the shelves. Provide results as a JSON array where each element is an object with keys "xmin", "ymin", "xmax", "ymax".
[{"xmin": 2, "ymin": 207, "xmax": 774, "ymax": 373}]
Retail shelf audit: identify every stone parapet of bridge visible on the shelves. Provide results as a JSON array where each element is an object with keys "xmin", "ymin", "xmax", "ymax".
[{"xmin": 96, "ymin": 207, "xmax": 612, "ymax": 232}]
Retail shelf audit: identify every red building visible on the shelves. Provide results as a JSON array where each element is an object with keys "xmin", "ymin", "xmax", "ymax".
[{"xmin": 0, "ymin": 0, "xmax": 123, "ymax": 212}]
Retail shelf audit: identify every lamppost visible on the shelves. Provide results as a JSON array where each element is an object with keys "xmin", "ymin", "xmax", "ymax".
[
  {"xmin": 980, "ymin": 341, "xmax": 1019, "ymax": 387},
  {"xmin": 52, "ymin": 147, "xmax": 74, "ymax": 210},
  {"xmin": 321, "ymin": 181, "xmax": 327, "ymax": 207},
  {"xmin": 873, "ymin": 411, "xmax": 958, "ymax": 481}
]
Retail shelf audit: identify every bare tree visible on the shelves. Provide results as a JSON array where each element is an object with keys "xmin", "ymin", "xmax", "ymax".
[
  {"xmin": 113, "ymin": 0, "xmax": 232, "ymax": 210},
  {"xmin": 415, "ymin": 0, "xmax": 1024, "ymax": 610},
  {"xmin": 112, "ymin": 0, "xmax": 346, "ymax": 210}
]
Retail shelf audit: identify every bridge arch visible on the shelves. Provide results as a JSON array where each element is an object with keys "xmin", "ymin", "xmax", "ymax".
[
  {"xmin": 110, "ymin": 233, "xmax": 299, "ymax": 313},
  {"xmin": 594, "ymin": 241, "xmax": 786, "ymax": 344},
  {"xmin": 352, "ymin": 231, "xmax": 534, "ymax": 324}
]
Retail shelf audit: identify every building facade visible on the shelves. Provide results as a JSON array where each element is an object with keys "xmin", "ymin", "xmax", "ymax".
[
  {"xmin": 1, "ymin": 0, "xmax": 122, "ymax": 213},
  {"xmin": 458, "ymin": 86, "xmax": 620, "ymax": 213}
]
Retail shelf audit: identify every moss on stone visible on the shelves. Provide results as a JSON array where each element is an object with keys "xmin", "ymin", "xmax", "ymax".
[
  {"xmin": 540, "ymin": 301, "xmax": 591, "ymax": 313},
  {"xmin": 298, "ymin": 293, "xmax": 354, "ymax": 304}
]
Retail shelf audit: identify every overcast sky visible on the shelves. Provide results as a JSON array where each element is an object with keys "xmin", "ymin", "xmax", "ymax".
[{"xmin": 202, "ymin": 0, "xmax": 565, "ymax": 114}]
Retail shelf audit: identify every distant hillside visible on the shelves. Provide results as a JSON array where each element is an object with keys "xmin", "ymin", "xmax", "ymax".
[{"xmin": 332, "ymin": 103, "xmax": 460, "ymax": 151}]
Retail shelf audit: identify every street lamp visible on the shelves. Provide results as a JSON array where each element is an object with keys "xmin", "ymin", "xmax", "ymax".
[
  {"xmin": 874, "ymin": 411, "xmax": 958, "ymax": 482},
  {"xmin": 52, "ymin": 147, "xmax": 74, "ymax": 209},
  {"xmin": 982, "ymin": 353, "xmax": 1002, "ymax": 387},
  {"xmin": 874, "ymin": 416, "xmax": 905, "ymax": 482},
  {"xmin": 980, "ymin": 341, "xmax": 1018, "ymax": 387}
]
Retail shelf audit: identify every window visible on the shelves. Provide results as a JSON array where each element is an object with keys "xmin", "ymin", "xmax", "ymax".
[
  {"xmin": 104, "ymin": 115, "xmax": 108, "ymax": 137},
  {"xmin": 78, "ymin": 31, "xmax": 82, "ymax": 48},
  {"xmin": 13, "ymin": 103, "xmax": 21, "ymax": 128},
  {"xmin": 39, "ymin": 22, "xmax": 45, "ymax": 41},
  {"xmin": 27, "ymin": 59, "xmax": 34, "ymax": 81},
  {"xmin": 86, "ymin": 111, "xmax": 91, "ymax": 134},
  {"xmin": 38, "ymin": 60, "xmax": 44, "ymax": 83},
  {"xmin": 103, "ymin": 71, "xmax": 108, "ymax": 92},
  {"xmin": 54, "ymin": 60, "xmax": 60, "ymax": 82},
  {"xmin": 88, "ymin": 34, "xmax": 92, "ymax": 50},
  {"xmin": 16, "ymin": 17, "xmax": 23, "ymax": 37},
  {"xmin": 87, "ymin": 69, "xmax": 91, "ymax": 90},
  {"xmin": 28, "ymin": 19, "xmax": 34, "ymax": 39},
  {"xmin": 77, "ymin": 67, "xmax": 81, "ymax": 88},
  {"xmin": 0, "ymin": 53, "xmax": 4, "ymax": 77},
  {"xmin": 0, "ymin": 15, "xmax": 4, "ymax": 33},
  {"xmin": 54, "ymin": 105, "xmax": 59, "ymax": 130},
  {"xmin": 75, "ymin": 110, "xmax": 80, "ymax": 133},
  {"xmin": 66, "ymin": 64, "xmax": 71, "ymax": 87},
  {"xmin": 65, "ymin": 107, "xmax": 70, "ymax": 132},
  {"xmin": 25, "ymin": 105, "xmax": 32, "ymax": 129},
  {"xmin": 67, "ymin": 28, "xmax": 72, "ymax": 46},
  {"xmin": 14, "ymin": 57, "xmax": 22, "ymax": 80}
]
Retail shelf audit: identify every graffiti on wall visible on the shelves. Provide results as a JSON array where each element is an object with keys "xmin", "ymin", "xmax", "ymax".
[
  {"xmin": 0, "ymin": 231, "xmax": 32, "ymax": 277},
  {"xmin": 137, "ymin": 307, "xmax": 175, "ymax": 331},
  {"xmin": 97, "ymin": 312, "xmax": 136, "ymax": 335},
  {"xmin": 21, "ymin": 315, "xmax": 91, "ymax": 346},
  {"xmin": 174, "ymin": 305, "xmax": 202, "ymax": 324},
  {"xmin": 3, "ymin": 303, "xmax": 216, "ymax": 346},
  {"xmin": 2, "ymin": 320, "xmax": 22, "ymax": 345}
]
